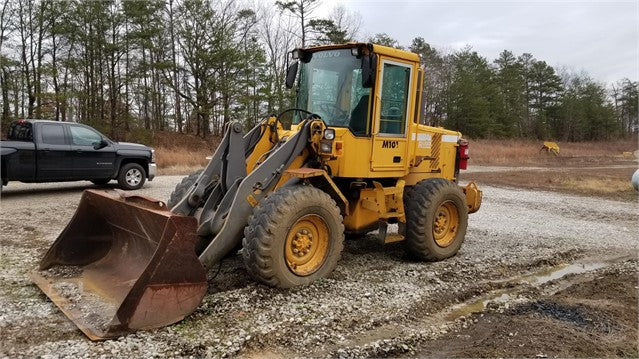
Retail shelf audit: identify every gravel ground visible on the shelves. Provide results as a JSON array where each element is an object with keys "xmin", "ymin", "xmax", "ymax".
[{"xmin": 0, "ymin": 175, "xmax": 637, "ymax": 358}]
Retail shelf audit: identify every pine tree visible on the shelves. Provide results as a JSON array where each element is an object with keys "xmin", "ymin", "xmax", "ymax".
[
  {"xmin": 494, "ymin": 50, "xmax": 524, "ymax": 137},
  {"xmin": 446, "ymin": 48, "xmax": 501, "ymax": 138}
]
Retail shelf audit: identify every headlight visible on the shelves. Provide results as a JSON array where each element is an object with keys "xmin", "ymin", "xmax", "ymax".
[
  {"xmin": 323, "ymin": 129, "xmax": 335, "ymax": 140},
  {"xmin": 151, "ymin": 149, "xmax": 156, "ymax": 163},
  {"xmin": 320, "ymin": 141, "xmax": 332, "ymax": 153}
]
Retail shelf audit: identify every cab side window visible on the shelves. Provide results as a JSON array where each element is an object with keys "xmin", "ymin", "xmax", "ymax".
[
  {"xmin": 379, "ymin": 63, "xmax": 411, "ymax": 135},
  {"xmin": 70, "ymin": 126, "xmax": 102, "ymax": 146},
  {"xmin": 8, "ymin": 122, "xmax": 33, "ymax": 141},
  {"xmin": 349, "ymin": 69, "xmax": 371, "ymax": 136},
  {"xmin": 41, "ymin": 124, "xmax": 66, "ymax": 145}
]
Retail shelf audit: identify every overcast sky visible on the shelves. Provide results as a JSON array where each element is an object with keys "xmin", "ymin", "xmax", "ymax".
[{"xmin": 325, "ymin": 0, "xmax": 638, "ymax": 84}]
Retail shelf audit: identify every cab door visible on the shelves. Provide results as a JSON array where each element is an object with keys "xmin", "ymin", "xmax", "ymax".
[
  {"xmin": 37, "ymin": 122, "xmax": 74, "ymax": 180},
  {"xmin": 68, "ymin": 125, "xmax": 116, "ymax": 179},
  {"xmin": 370, "ymin": 59, "xmax": 414, "ymax": 171}
]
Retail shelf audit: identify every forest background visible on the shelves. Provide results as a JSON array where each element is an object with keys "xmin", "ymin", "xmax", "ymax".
[{"xmin": 0, "ymin": 0, "xmax": 637, "ymax": 148}]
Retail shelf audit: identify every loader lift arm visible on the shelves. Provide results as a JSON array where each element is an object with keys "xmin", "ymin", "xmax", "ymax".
[{"xmin": 172, "ymin": 118, "xmax": 315, "ymax": 268}]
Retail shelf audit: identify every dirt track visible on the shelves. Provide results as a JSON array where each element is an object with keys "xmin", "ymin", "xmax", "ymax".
[{"xmin": 0, "ymin": 175, "xmax": 637, "ymax": 358}]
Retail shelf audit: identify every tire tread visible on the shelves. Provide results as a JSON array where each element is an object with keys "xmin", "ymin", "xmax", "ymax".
[
  {"xmin": 405, "ymin": 178, "xmax": 468, "ymax": 261},
  {"xmin": 242, "ymin": 185, "xmax": 344, "ymax": 288},
  {"xmin": 167, "ymin": 169, "xmax": 203, "ymax": 208}
]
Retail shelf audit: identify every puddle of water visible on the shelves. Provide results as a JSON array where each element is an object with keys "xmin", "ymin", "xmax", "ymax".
[
  {"xmin": 445, "ymin": 291, "xmax": 515, "ymax": 321},
  {"xmin": 522, "ymin": 262, "xmax": 608, "ymax": 285},
  {"xmin": 444, "ymin": 261, "xmax": 610, "ymax": 321}
]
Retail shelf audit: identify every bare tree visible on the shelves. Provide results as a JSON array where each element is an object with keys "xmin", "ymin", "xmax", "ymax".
[
  {"xmin": 275, "ymin": 0, "xmax": 320, "ymax": 47},
  {"xmin": 0, "ymin": 1, "xmax": 15, "ymax": 123},
  {"xmin": 166, "ymin": 0, "xmax": 183, "ymax": 132},
  {"xmin": 327, "ymin": 5, "xmax": 361, "ymax": 41},
  {"xmin": 259, "ymin": 4, "xmax": 296, "ymax": 113}
]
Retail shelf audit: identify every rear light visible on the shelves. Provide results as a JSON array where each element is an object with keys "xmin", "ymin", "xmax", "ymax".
[{"xmin": 458, "ymin": 139, "xmax": 469, "ymax": 170}]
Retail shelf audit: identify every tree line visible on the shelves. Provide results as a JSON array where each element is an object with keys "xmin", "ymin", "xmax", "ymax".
[
  {"xmin": 0, "ymin": 0, "xmax": 636, "ymax": 143},
  {"xmin": 403, "ymin": 37, "xmax": 637, "ymax": 141}
]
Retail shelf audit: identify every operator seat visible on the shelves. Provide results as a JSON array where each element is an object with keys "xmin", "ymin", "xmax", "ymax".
[{"xmin": 349, "ymin": 94, "xmax": 369, "ymax": 136}]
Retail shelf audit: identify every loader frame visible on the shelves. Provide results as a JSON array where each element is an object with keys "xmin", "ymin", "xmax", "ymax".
[{"xmin": 172, "ymin": 118, "xmax": 325, "ymax": 268}]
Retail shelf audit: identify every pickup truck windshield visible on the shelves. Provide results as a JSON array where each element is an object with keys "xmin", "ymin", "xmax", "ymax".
[{"xmin": 296, "ymin": 49, "xmax": 370, "ymax": 135}]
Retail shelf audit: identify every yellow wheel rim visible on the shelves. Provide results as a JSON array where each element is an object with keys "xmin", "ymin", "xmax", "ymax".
[
  {"xmin": 433, "ymin": 201, "xmax": 459, "ymax": 248},
  {"xmin": 285, "ymin": 214, "xmax": 330, "ymax": 276}
]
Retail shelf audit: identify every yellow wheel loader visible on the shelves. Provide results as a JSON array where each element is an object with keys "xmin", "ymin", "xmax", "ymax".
[{"xmin": 32, "ymin": 43, "xmax": 482, "ymax": 340}]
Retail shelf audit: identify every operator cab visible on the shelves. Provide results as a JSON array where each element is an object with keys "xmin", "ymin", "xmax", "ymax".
[
  {"xmin": 288, "ymin": 43, "xmax": 418, "ymax": 141},
  {"xmin": 287, "ymin": 43, "xmax": 421, "ymax": 172}
]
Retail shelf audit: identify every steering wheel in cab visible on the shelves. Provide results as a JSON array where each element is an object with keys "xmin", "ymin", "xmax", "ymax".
[{"xmin": 317, "ymin": 103, "xmax": 349, "ymax": 126}]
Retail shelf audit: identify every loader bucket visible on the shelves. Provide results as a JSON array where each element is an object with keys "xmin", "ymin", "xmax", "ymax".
[{"xmin": 31, "ymin": 189, "xmax": 208, "ymax": 340}]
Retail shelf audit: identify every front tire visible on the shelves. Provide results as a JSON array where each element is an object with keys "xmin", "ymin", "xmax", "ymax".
[
  {"xmin": 167, "ymin": 169, "xmax": 204, "ymax": 208},
  {"xmin": 117, "ymin": 163, "xmax": 146, "ymax": 190},
  {"xmin": 242, "ymin": 185, "xmax": 344, "ymax": 288},
  {"xmin": 405, "ymin": 178, "xmax": 468, "ymax": 261}
]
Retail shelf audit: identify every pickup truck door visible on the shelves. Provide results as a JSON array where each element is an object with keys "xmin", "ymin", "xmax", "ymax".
[
  {"xmin": 37, "ymin": 123, "xmax": 75, "ymax": 180},
  {"xmin": 68, "ymin": 125, "xmax": 116, "ymax": 179}
]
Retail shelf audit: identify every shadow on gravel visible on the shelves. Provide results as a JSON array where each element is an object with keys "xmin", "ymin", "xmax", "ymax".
[
  {"xmin": 1, "ymin": 183, "xmax": 119, "ymax": 197},
  {"xmin": 344, "ymin": 235, "xmax": 406, "ymax": 259},
  {"xmin": 206, "ymin": 253, "xmax": 252, "ymax": 293}
]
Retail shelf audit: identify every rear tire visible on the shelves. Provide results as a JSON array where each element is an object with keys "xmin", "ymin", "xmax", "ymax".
[
  {"xmin": 117, "ymin": 163, "xmax": 146, "ymax": 190},
  {"xmin": 167, "ymin": 169, "xmax": 204, "ymax": 208},
  {"xmin": 242, "ymin": 185, "xmax": 344, "ymax": 288},
  {"xmin": 404, "ymin": 178, "xmax": 468, "ymax": 261}
]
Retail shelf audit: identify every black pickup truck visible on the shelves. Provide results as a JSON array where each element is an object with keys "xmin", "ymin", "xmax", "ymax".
[{"xmin": 1, "ymin": 120, "xmax": 156, "ymax": 190}]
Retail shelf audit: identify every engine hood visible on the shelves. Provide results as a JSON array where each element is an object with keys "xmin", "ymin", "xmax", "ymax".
[{"xmin": 114, "ymin": 142, "xmax": 153, "ymax": 151}]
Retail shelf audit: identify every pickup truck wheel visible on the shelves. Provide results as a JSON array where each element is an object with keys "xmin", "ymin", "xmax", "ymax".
[
  {"xmin": 117, "ymin": 163, "xmax": 146, "ymax": 190},
  {"xmin": 91, "ymin": 178, "xmax": 111, "ymax": 185}
]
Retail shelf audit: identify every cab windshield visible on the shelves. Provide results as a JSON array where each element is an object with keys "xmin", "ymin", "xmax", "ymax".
[{"xmin": 296, "ymin": 49, "xmax": 371, "ymax": 135}]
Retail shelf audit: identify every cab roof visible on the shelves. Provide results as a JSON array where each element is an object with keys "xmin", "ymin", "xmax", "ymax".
[{"xmin": 302, "ymin": 42, "xmax": 420, "ymax": 63}]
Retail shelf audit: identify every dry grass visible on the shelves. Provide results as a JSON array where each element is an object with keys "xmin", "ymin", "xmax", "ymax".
[
  {"xmin": 155, "ymin": 147, "xmax": 208, "ymax": 175},
  {"xmin": 470, "ymin": 138, "xmax": 638, "ymax": 165},
  {"xmin": 562, "ymin": 177, "xmax": 633, "ymax": 195},
  {"xmin": 152, "ymin": 131, "xmax": 220, "ymax": 175},
  {"xmin": 465, "ymin": 138, "xmax": 638, "ymax": 201}
]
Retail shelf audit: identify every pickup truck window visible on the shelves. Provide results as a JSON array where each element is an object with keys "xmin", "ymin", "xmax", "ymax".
[
  {"xmin": 41, "ymin": 124, "xmax": 66, "ymax": 145},
  {"xmin": 70, "ymin": 126, "xmax": 102, "ymax": 146},
  {"xmin": 7, "ymin": 121, "xmax": 33, "ymax": 141}
]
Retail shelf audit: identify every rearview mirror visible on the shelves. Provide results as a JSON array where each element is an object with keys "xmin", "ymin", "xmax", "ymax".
[
  {"xmin": 285, "ymin": 61, "xmax": 299, "ymax": 89},
  {"xmin": 361, "ymin": 54, "xmax": 377, "ymax": 88},
  {"xmin": 93, "ymin": 139, "xmax": 108, "ymax": 150}
]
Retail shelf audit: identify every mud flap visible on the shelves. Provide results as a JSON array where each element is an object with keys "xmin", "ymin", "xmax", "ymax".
[{"xmin": 31, "ymin": 189, "xmax": 208, "ymax": 340}]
